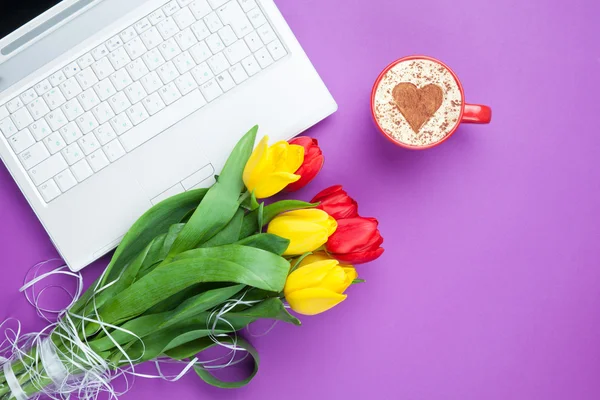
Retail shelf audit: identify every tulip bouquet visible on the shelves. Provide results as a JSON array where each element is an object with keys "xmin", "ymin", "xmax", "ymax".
[{"xmin": 0, "ymin": 126, "xmax": 383, "ymax": 400}]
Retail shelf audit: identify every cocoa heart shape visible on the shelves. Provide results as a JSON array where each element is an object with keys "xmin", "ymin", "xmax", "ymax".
[{"xmin": 392, "ymin": 83, "xmax": 444, "ymax": 133}]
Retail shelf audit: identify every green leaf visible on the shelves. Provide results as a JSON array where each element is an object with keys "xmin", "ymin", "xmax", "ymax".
[
  {"xmin": 240, "ymin": 200, "xmax": 318, "ymax": 238},
  {"xmin": 352, "ymin": 278, "xmax": 366, "ymax": 284},
  {"xmin": 236, "ymin": 234, "xmax": 290, "ymax": 256},
  {"xmin": 97, "ymin": 245, "xmax": 289, "ymax": 325},
  {"xmin": 199, "ymin": 208, "xmax": 244, "ymax": 248},
  {"xmin": 167, "ymin": 126, "xmax": 258, "ymax": 257}
]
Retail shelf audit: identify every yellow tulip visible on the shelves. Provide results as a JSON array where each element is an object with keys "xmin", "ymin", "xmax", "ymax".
[
  {"xmin": 267, "ymin": 209, "xmax": 337, "ymax": 256},
  {"xmin": 243, "ymin": 136, "xmax": 305, "ymax": 199},
  {"xmin": 284, "ymin": 258, "xmax": 358, "ymax": 316}
]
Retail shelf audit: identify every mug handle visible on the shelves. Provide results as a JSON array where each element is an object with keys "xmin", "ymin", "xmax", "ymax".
[{"xmin": 462, "ymin": 104, "xmax": 492, "ymax": 124}]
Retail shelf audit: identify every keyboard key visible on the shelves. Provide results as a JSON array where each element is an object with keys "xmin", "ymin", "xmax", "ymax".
[
  {"xmin": 267, "ymin": 40, "xmax": 287, "ymax": 60},
  {"xmin": 159, "ymin": 38, "xmax": 182, "ymax": 60},
  {"xmin": 191, "ymin": 62, "xmax": 213, "ymax": 84},
  {"xmin": 189, "ymin": 41, "xmax": 212, "ymax": 64},
  {"xmin": 88, "ymin": 149, "xmax": 110, "ymax": 172},
  {"xmin": 239, "ymin": 0, "xmax": 257, "ymax": 12},
  {"xmin": 229, "ymin": 63, "xmax": 248, "ymax": 84},
  {"xmin": 124, "ymin": 81, "xmax": 148, "ymax": 104},
  {"xmin": 45, "ymin": 109, "xmax": 68, "ymax": 131},
  {"xmin": 19, "ymin": 142, "xmax": 50, "ymax": 169},
  {"xmin": 49, "ymin": 71, "xmax": 67, "ymax": 87},
  {"xmin": 148, "ymin": 9, "xmax": 167, "ymax": 25},
  {"xmin": 206, "ymin": 33, "xmax": 224, "ymax": 53},
  {"xmin": 257, "ymin": 24, "xmax": 276, "ymax": 44},
  {"xmin": 77, "ymin": 53, "xmax": 95, "ymax": 69},
  {"xmin": 120, "ymin": 27, "xmax": 138, "ymax": 43},
  {"xmin": 78, "ymin": 88, "xmax": 102, "ymax": 110},
  {"xmin": 71, "ymin": 159, "xmax": 93, "ymax": 182},
  {"xmin": 43, "ymin": 88, "xmax": 67, "ymax": 110},
  {"xmin": 29, "ymin": 153, "xmax": 67, "ymax": 185},
  {"xmin": 208, "ymin": 0, "xmax": 228, "ymax": 9},
  {"xmin": 142, "ymin": 92, "xmax": 166, "ymax": 115},
  {"xmin": 54, "ymin": 169, "xmax": 77, "ymax": 192},
  {"xmin": 241, "ymin": 55, "xmax": 260, "ymax": 76},
  {"xmin": 142, "ymin": 48, "xmax": 166, "ymax": 71},
  {"xmin": 177, "ymin": 0, "xmax": 195, "ymax": 6},
  {"xmin": 247, "ymin": 8, "xmax": 266, "ymax": 28},
  {"xmin": 254, "ymin": 47, "xmax": 274, "ymax": 68},
  {"xmin": 175, "ymin": 72, "xmax": 198, "ymax": 95},
  {"xmin": 108, "ymin": 92, "xmax": 132, "ymax": 115},
  {"xmin": 109, "ymin": 69, "xmax": 133, "ymax": 91},
  {"xmin": 91, "ymin": 44, "xmax": 109, "ymax": 60},
  {"xmin": 34, "ymin": 79, "xmax": 53, "ymax": 95},
  {"xmin": 20, "ymin": 89, "xmax": 38, "ymax": 105},
  {"xmin": 106, "ymin": 36, "xmax": 124, "ymax": 51},
  {"xmin": 173, "ymin": 7, "xmax": 195, "ymax": 29},
  {"xmin": 108, "ymin": 47, "xmax": 131, "ymax": 69},
  {"xmin": 140, "ymin": 26, "xmax": 164, "ymax": 50},
  {"xmin": 124, "ymin": 36, "xmax": 147, "ymax": 59},
  {"xmin": 109, "ymin": 113, "xmax": 133, "ymax": 135},
  {"xmin": 216, "ymin": 71, "xmax": 235, "ymax": 92},
  {"xmin": 78, "ymin": 134, "xmax": 100, "ymax": 155},
  {"xmin": 126, "ymin": 58, "xmax": 150, "ymax": 81},
  {"xmin": 43, "ymin": 132, "xmax": 67, "ymax": 154},
  {"xmin": 76, "ymin": 112, "xmax": 99, "ymax": 134},
  {"xmin": 244, "ymin": 31, "xmax": 262, "ymax": 52},
  {"xmin": 191, "ymin": 20, "xmax": 211, "ymax": 40},
  {"xmin": 157, "ymin": 17, "xmax": 180, "ymax": 39},
  {"xmin": 12, "ymin": 107, "xmax": 34, "ymax": 130},
  {"xmin": 29, "ymin": 119, "xmax": 52, "ymax": 140},
  {"xmin": 175, "ymin": 28, "xmax": 198, "ymax": 51},
  {"xmin": 207, "ymin": 52, "xmax": 230, "ymax": 74},
  {"xmin": 6, "ymin": 98, "xmax": 24, "ymax": 113},
  {"xmin": 0, "ymin": 117, "xmax": 18, "ymax": 138},
  {"xmin": 163, "ymin": 1, "xmax": 181, "ymax": 16},
  {"xmin": 61, "ymin": 98, "xmax": 85, "ymax": 121},
  {"xmin": 199, "ymin": 79, "xmax": 223, "ymax": 101},
  {"xmin": 224, "ymin": 40, "xmax": 251, "ymax": 64},
  {"xmin": 8, "ymin": 129, "xmax": 35, "ymax": 154},
  {"xmin": 59, "ymin": 78, "xmax": 83, "ymax": 100},
  {"xmin": 94, "ymin": 123, "xmax": 117, "ymax": 145},
  {"xmin": 38, "ymin": 180, "xmax": 61, "ymax": 202},
  {"xmin": 91, "ymin": 57, "xmax": 115, "ymax": 79},
  {"xmin": 190, "ymin": 0, "xmax": 212, "ymax": 19},
  {"xmin": 76, "ymin": 68, "xmax": 99, "ymax": 90},
  {"xmin": 217, "ymin": 1, "xmax": 252, "ymax": 37},
  {"xmin": 158, "ymin": 82, "xmax": 182, "ymax": 105},
  {"xmin": 140, "ymin": 71, "xmax": 163, "ymax": 93},
  {"xmin": 103, "ymin": 139, "xmax": 126, "ymax": 162},
  {"xmin": 62, "ymin": 143, "xmax": 85, "ymax": 165},
  {"xmin": 63, "ymin": 62, "xmax": 81, "ymax": 78},
  {"xmin": 92, "ymin": 102, "xmax": 116, "ymax": 124},
  {"xmin": 59, "ymin": 122, "xmax": 83, "ymax": 144},
  {"xmin": 218, "ymin": 26, "xmax": 237, "ymax": 46},
  {"xmin": 27, "ymin": 98, "xmax": 50, "ymax": 120},
  {"xmin": 134, "ymin": 18, "xmax": 152, "ymax": 34},
  {"xmin": 157, "ymin": 61, "xmax": 181, "ymax": 83},
  {"xmin": 204, "ymin": 12, "xmax": 223, "ymax": 33},
  {"xmin": 173, "ymin": 51, "xmax": 195, "ymax": 73},
  {"xmin": 0, "ymin": 106, "xmax": 8, "ymax": 121}
]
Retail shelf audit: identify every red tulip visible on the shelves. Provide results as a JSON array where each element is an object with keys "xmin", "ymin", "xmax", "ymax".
[
  {"xmin": 326, "ymin": 217, "xmax": 384, "ymax": 264},
  {"xmin": 285, "ymin": 137, "xmax": 324, "ymax": 192},
  {"xmin": 312, "ymin": 185, "xmax": 359, "ymax": 220}
]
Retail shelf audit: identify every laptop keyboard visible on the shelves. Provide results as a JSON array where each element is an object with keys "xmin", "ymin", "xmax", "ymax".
[{"xmin": 0, "ymin": 0, "xmax": 287, "ymax": 203}]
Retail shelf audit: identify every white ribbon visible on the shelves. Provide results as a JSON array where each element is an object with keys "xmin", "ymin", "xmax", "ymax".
[
  {"xmin": 39, "ymin": 339, "xmax": 68, "ymax": 386},
  {"xmin": 3, "ymin": 362, "xmax": 28, "ymax": 400}
]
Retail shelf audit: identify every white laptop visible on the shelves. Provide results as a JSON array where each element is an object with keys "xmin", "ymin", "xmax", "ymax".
[{"xmin": 0, "ymin": 0, "xmax": 337, "ymax": 271}]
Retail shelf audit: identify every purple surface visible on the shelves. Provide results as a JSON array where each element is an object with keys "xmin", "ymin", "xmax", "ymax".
[{"xmin": 1, "ymin": 0, "xmax": 599, "ymax": 398}]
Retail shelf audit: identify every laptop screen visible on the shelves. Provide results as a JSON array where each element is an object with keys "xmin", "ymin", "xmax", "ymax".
[{"xmin": 0, "ymin": 0, "xmax": 62, "ymax": 40}]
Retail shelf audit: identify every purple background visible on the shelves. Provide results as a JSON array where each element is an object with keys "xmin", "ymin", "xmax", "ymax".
[{"xmin": 1, "ymin": 0, "xmax": 599, "ymax": 398}]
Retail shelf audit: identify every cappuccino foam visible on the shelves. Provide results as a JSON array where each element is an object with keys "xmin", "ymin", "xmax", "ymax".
[{"xmin": 374, "ymin": 59, "xmax": 462, "ymax": 147}]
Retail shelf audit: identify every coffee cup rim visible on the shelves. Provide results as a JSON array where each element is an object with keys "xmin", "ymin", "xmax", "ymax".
[{"xmin": 370, "ymin": 55, "xmax": 466, "ymax": 150}]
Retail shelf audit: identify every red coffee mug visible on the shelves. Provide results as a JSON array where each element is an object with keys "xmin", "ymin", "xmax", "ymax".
[{"xmin": 371, "ymin": 55, "xmax": 492, "ymax": 150}]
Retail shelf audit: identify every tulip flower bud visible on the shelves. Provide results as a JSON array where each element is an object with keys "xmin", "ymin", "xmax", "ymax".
[
  {"xmin": 243, "ymin": 136, "xmax": 305, "ymax": 199},
  {"xmin": 284, "ymin": 259, "xmax": 358, "ymax": 316},
  {"xmin": 267, "ymin": 209, "xmax": 337, "ymax": 256},
  {"xmin": 285, "ymin": 137, "xmax": 324, "ymax": 192},
  {"xmin": 311, "ymin": 185, "xmax": 359, "ymax": 220},
  {"xmin": 326, "ymin": 217, "xmax": 384, "ymax": 264}
]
